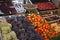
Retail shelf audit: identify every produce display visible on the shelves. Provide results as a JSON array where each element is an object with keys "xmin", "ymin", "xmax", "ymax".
[
  {"xmin": 36, "ymin": 2, "xmax": 58, "ymax": 10},
  {"xmin": 6, "ymin": 16, "xmax": 44, "ymax": 40},
  {"xmin": 23, "ymin": 3, "xmax": 37, "ymax": 14},
  {"xmin": 51, "ymin": 23, "xmax": 60, "ymax": 32},
  {"xmin": 13, "ymin": 2, "xmax": 25, "ymax": 13},
  {"xmin": 0, "ymin": 2, "xmax": 25, "ymax": 14},
  {"xmin": 45, "ymin": 15, "xmax": 60, "ymax": 21},
  {"xmin": 26, "ymin": 13, "xmax": 59, "ymax": 40},
  {"xmin": 41, "ymin": 14, "xmax": 52, "ymax": 17},
  {"xmin": 23, "ymin": 4, "xmax": 37, "ymax": 9},
  {"xmin": 0, "ymin": 21, "xmax": 18, "ymax": 40},
  {"xmin": 50, "ymin": 16, "xmax": 60, "ymax": 20},
  {"xmin": 0, "ymin": 0, "xmax": 60, "ymax": 40},
  {"xmin": 0, "ymin": 2, "xmax": 16, "ymax": 14},
  {"xmin": 0, "ymin": 13, "xmax": 60, "ymax": 40}
]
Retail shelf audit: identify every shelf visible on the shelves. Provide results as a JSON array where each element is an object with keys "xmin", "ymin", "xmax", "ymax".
[
  {"xmin": 0, "ymin": 12, "xmax": 25, "ymax": 16},
  {"xmin": 39, "ymin": 9, "xmax": 58, "ymax": 12},
  {"xmin": 43, "ymin": 15, "xmax": 59, "ymax": 19},
  {"xmin": 42, "ymin": 15, "xmax": 60, "ymax": 23},
  {"xmin": 23, "ymin": 4, "xmax": 37, "ymax": 10},
  {"xmin": 42, "ymin": 15, "xmax": 58, "ymax": 18},
  {"xmin": 48, "ymin": 19, "xmax": 60, "ymax": 23}
]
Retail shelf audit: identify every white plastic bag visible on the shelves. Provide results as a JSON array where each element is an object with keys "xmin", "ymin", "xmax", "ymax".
[{"xmin": 13, "ymin": 2, "xmax": 25, "ymax": 13}]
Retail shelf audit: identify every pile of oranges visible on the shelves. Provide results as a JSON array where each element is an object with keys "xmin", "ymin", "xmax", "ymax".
[{"xmin": 26, "ymin": 13, "xmax": 58, "ymax": 40}]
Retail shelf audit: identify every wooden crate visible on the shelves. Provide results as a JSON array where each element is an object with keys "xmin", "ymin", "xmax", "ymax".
[
  {"xmin": 55, "ymin": 27, "xmax": 60, "ymax": 32},
  {"xmin": 51, "ymin": 23, "xmax": 60, "ymax": 32}
]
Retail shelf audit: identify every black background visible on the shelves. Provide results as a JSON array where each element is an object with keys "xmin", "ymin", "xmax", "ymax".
[
  {"xmin": 0, "ymin": 0, "xmax": 12, "ymax": 2},
  {"xmin": 30, "ymin": 0, "xmax": 52, "ymax": 4}
]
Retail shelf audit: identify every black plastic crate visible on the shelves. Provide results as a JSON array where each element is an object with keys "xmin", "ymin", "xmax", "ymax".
[
  {"xmin": 30, "ymin": 0, "xmax": 58, "ymax": 11},
  {"xmin": 30, "ymin": 0, "xmax": 52, "ymax": 4},
  {"xmin": 37, "ymin": 8, "xmax": 58, "ymax": 11},
  {"xmin": 36, "ymin": 2, "xmax": 58, "ymax": 11},
  {"xmin": 0, "ymin": 0, "xmax": 12, "ymax": 2}
]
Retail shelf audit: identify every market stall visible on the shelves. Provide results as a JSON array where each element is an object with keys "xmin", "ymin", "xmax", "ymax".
[{"xmin": 0, "ymin": 0, "xmax": 60, "ymax": 40}]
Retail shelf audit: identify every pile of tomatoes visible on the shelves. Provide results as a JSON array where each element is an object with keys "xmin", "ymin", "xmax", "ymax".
[
  {"xmin": 36, "ymin": 2, "xmax": 58, "ymax": 10},
  {"xmin": 26, "ymin": 13, "xmax": 58, "ymax": 40}
]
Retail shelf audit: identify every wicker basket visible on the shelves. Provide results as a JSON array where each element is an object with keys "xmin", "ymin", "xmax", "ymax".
[
  {"xmin": 23, "ymin": 3, "xmax": 37, "ymax": 11},
  {"xmin": 55, "ymin": 27, "xmax": 60, "ymax": 32},
  {"xmin": 51, "ymin": 23, "xmax": 60, "ymax": 32}
]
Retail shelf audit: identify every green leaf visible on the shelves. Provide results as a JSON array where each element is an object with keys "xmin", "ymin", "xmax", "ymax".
[
  {"xmin": 57, "ymin": 33, "xmax": 60, "ymax": 40},
  {"xmin": 50, "ymin": 29, "xmax": 53, "ymax": 32},
  {"xmin": 40, "ymin": 21, "xmax": 44, "ymax": 26},
  {"xmin": 34, "ymin": 24, "xmax": 37, "ymax": 29},
  {"xmin": 53, "ymin": 35, "xmax": 57, "ymax": 40}
]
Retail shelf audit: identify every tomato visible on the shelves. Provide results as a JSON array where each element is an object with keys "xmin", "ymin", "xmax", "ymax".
[
  {"xmin": 31, "ymin": 13, "xmax": 35, "ymax": 16},
  {"xmin": 34, "ymin": 22, "xmax": 39, "ymax": 26},
  {"xmin": 46, "ymin": 30, "xmax": 49, "ymax": 33},
  {"xmin": 44, "ymin": 20, "xmax": 48, "ymax": 24},
  {"xmin": 32, "ymin": 18, "xmax": 35, "ymax": 21},
  {"xmin": 26, "ymin": 14, "xmax": 58, "ymax": 40},
  {"xmin": 54, "ymin": 31, "xmax": 58, "ymax": 37},
  {"xmin": 44, "ymin": 36, "xmax": 48, "ymax": 39},
  {"xmin": 45, "ymin": 38, "xmax": 49, "ymax": 40},
  {"xmin": 26, "ymin": 16, "xmax": 31, "ymax": 18},
  {"xmin": 55, "ymin": 31, "xmax": 58, "ymax": 35}
]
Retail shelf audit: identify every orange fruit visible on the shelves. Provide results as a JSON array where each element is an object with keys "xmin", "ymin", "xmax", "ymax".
[
  {"xmin": 44, "ymin": 36, "xmax": 47, "ymax": 39},
  {"xmin": 45, "ymin": 38, "xmax": 49, "ymax": 40},
  {"xmin": 41, "ymin": 29, "xmax": 44, "ymax": 32},
  {"xmin": 54, "ymin": 31, "xmax": 58, "ymax": 37},
  {"xmin": 43, "ymin": 25, "xmax": 46, "ymax": 27},
  {"xmin": 46, "ymin": 30, "xmax": 49, "ymax": 33},
  {"xmin": 35, "ymin": 19, "xmax": 38, "ymax": 21},
  {"xmin": 26, "ymin": 16, "xmax": 30, "ymax": 18},
  {"xmin": 31, "ymin": 13, "xmax": 36, "ymax": 16},
  {"xmin": 44, "ymin": 20, "xmax": 48, "ymax": 24},
  {"xmin": 53, "ymin": 31, "xmax": 58, "ymax": 35}
]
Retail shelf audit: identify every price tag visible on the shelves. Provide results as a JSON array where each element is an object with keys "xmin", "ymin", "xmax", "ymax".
[
  {"xmin": 51, "ymin": 11, "xmax": 53, "ymax": 14},
  {"xmin": 48, "ymin": 0, "xmax": 50, "ymax": 1},
  {"xmin": 37, "ymin": 12, "xmax": 39, "ymax": 14},
  {"xmin": 28, "ymin": 14, "xmax": 31, "ymax": 15},
  {"xmin": 18, "ymin": 15, "xmax": 21, "ymax": 16},
  {"xmin": 0, "ymin": 17, "xmax": 2, "ymax": 18},
  {"xmin": 9, "ymin": 16, "xmax": 12, "ymax": 18}
]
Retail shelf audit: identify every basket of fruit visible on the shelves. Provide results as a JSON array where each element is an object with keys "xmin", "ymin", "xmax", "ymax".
[
  {"xmin": 36, "ymin": 2, "xmax": 58, "ymax": 11},
  {"xmin": 23, "ymin": 3, "xmax": 37, "ymax": 11},
  {"xmin": 51, "ymin": 23, "xmax": 60, "ymax": 32},
  {"xmin": 55, "ymin": 27, "xmax": 60, "ymax": 32}
]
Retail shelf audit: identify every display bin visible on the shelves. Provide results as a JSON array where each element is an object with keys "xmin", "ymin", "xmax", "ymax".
[
  {"xmin": 23, "ymin": 3, "xmax": 38, "ymax": 14},
  {"xmin": 30, "ymin": 0, "xmax": 58, "ymax": 11}
]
